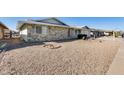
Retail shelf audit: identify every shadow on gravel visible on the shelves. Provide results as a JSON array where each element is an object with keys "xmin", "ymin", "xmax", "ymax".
[
  {"xmin": 0, "ymin": 38, "xmax": 84, "ymax": 52},
  {"xmin": 5, "ymin": 42, "xmax": 45, "ymax": 51},
  {"xmin": 0, "ymin": 39, "xmax": 44, "ymax": 52}
]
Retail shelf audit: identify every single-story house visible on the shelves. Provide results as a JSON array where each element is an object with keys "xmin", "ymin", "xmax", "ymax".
[
  {"xmin": 82, "ymin": 26, "xmax": 91, "ymax": 38},
  {"xmin": 91, "ymin": 28, "xmax": 121, "ymax": 38},
  {"xmin": 104, "ymin": 30, "xmax": 121, "ymax": 37},
  {"xmin": 17, "ymin": 17, "xmax": 91, "ymax": 42},
  {"xmin": 100, "ymin": 30, "xmax": 120, "ymax": 37},
  {"xmin": 0, "ymin": 21, "xmax": 11, "ymax": 39},
  {"xmin": 90, "ymin": 29, "xmax": 103, "ymax": 38}
]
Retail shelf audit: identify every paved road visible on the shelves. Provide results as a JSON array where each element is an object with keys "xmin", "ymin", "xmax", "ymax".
[{"xmin": 107, "ymin": 39, "xmax": 124, "ymax": 75}]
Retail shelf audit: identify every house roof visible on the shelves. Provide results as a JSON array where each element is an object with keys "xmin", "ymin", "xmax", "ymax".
[
  {"xmin": 17, "ymin": 20, "xmax": 70, "ymax": 30},
  {"xmin": 33, "ymin": 17, "xmax": 69, "ymax": 26},
  {"xmin": 82, "ymin": 26, "xmax": 90, "ymax": 29},
  {"xmin": 17, "ymin": 18, "xmax": 93, "ymax": 30},
  {"xmin": 0, "ymin": 21, "xmax": 9, "ymax": 29},
  {"xmin": 17, "ymin": 18, "xmax": 85, "ymax": 30},
  {"xmin": 90, "ymin": 28, "xmax": 114, "ymax": 33},
  {"xmin": 17, "ymin": 18, "xmax": 72, "ymax": 30}
]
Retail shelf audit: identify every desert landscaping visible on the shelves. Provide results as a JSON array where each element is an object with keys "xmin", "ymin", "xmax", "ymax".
[{"xmin": 0, "ymin": 37, "xmax": 121, "ymax": 75}]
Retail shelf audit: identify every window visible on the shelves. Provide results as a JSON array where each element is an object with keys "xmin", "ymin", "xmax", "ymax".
[
  {"xmin": 42, "ymin": 26, "xmax": 48, "ymax": 35},
  {"xmin": 36, "ymin": 26, "xmax": 42, "ymax": 34},
  {"xmin": 35, "ymin": 26, "xmax": 48, "ymax": 35},
  {"xmin": 75, "ymin": 29, "xmax": 81, "ymax": 35}
]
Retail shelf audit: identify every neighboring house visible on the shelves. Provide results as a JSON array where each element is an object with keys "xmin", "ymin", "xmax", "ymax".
[
  {"xmin": 82, "ymin": 26, "xmax": 92, "ymax": 38},
  {"xmin": 97, "ymin": 30, "xmax": 116, "ymax": 37},
  {"xmin": 17, "ymin": 17, "xmax": 91, "ymax": 42},
  {"xmin": 90, "ymin": 28, "xmax": 121, "ymax": 38},
  {"xmin": 104, "ymin": 31, "xmax": 113, "ymax": 36},
  {"xmin": 91, "ymin": 28, "xmax": 106, "ymax": 38},
  {"xmin": 0, "ymin": 21, "xmax": 11, "ymax": 39},
  {"xmin": 105, "ymin": 31, "xmax": 121, "ymax": 37}
]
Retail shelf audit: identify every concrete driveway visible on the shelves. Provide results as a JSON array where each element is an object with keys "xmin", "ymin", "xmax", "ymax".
[{"xmin": 107, "ymin": 39, "xmax": 124, "ymax": 75}]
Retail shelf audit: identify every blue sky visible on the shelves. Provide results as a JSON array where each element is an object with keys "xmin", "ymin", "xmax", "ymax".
[{"xmin": 0, "ymin": 17, "xmax": 124, "ymax": 31}]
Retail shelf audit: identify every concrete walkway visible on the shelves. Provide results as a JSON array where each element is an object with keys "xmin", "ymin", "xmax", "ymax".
[{"xmin": 107, "ymin": 39, "xmax": 124, "ymax": 75}]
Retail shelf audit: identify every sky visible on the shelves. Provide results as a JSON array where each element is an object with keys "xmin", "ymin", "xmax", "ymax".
[{"xmin": 0, "ymin": 17, "xmax": 124, "ymax": 31}]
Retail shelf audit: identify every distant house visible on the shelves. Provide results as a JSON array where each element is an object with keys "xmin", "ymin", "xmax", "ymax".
[
  {"xmin": 91, "ymin": 29, "xmax": 105, "ymax": 38},
  {"xmin": 104, "ymin": 30, "xmax": 121, "ymax": 37},
  {"xmin": 11, "ymin": 31, "xmax": 20, "ymax": 38},
  {"xmin": 0, "ymin": 21, "xmax": 11, "ymax": 39},
  {"xmin": 17, "ymin": 17, "xmax": 91, "ymax": 42},
  {"xmin": 90, "ymin": 28, "xmax": 122, "ymax": 38}
]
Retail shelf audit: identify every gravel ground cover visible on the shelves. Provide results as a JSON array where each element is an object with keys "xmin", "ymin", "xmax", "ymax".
[{"xmin": 0, "ymin": 37, "xmax": 121, "ymax": 75}]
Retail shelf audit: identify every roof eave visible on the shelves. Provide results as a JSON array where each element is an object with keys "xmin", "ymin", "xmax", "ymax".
[
  {"xmin": 17, "ymin": 21, "xmax": 86, "ymax": 30},
  {"xmin": 17, "ymin": 21, "xmax": 70, "ymax": 30},
  {"xmin": 0, "ymin": 22, "xmax": 9, "ymax": 29}
]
